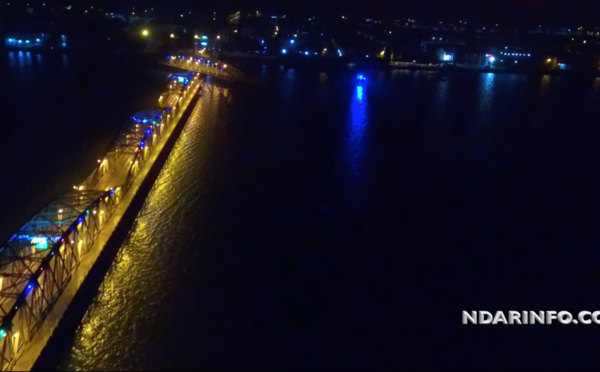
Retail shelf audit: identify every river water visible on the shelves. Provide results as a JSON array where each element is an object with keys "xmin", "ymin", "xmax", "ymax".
[{"xmin": 4, "ymin": 52, "xmax": 600, "ymax": 369}]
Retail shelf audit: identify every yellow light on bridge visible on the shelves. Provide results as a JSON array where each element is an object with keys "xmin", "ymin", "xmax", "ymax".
[
  {"xmin": 170, "ymin": 33, "xmax": 176, "ymax": 38},
  {"xmin": 141, "ymin": 29, "xmax": 149, "ymax": 37},
  {"xmin": 547, "ymin": 58, "xmax": 552, "ymax": 63}
]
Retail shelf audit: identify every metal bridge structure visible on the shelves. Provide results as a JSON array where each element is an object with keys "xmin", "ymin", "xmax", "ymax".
[
  {"xmin": 0, "ymin": 69, "xmax": 203, "ymax": 371},
  {"xmin": 162, "ymin": 55, "xmax": 250, "ymax": 83}
]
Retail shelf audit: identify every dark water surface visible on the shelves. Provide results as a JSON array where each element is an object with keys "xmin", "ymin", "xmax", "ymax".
[{"xmin": 3, "ymin": 54, "xmax": 600, "ymax": 370}]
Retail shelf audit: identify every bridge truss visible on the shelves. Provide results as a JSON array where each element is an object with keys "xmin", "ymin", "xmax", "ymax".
[{"xmin": 0, "ymin": 69, "xmax": 202, "ymax": 371}]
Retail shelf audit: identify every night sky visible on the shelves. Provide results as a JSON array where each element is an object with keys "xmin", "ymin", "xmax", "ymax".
[{"xmin": 35, "ymin": 0, "xmax": 600, "ymax": 24}]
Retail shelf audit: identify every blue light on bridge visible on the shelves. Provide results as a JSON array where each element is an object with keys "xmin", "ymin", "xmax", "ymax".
[
  {"xmin": 200, "ymin": 42, "xmax": 208, "ymax": 47},
  {"xmin": 18, "ymin": 235, "xmax": 60, "ymax": 249},
  {"xmin": 32, "ymin": 237, "xmax": 48, "ymax": 250},
  {"xmin": 78, "ymin": 217, "xmax": 83, "ymax": 224},
  {"xmin": 338, "ymin": 49, "xmax": 343, "ymax": 57},
  {"xmin": 201, "ymin": 35, "xmax": 208, "ymax": 40},
  {"xmin": 110, "ymin": 189, "xmax": 115, "ymax": 195},
  {"xmin": 18, "ymin": 40, "xmax": 23, "ymax": 44},
  {"xmin": 290, "ymin": 39, "xmax": 295, "ymax": 44},
  {"xmin": 357, "ymin": 74, "xmax": 366, "ymax": 81},
  {"xmin": 304, "ymin": 51, "xmax": 309, "ymax": 56},
  {"xmin": 261, "ymin": 39, "xmax": 265, "ymax": 44},
  {"xmin": 281, "ymin": 49, "xmax": 287, "ymax": 54},
  {"xmin": 25, "ymin": 283, "xmax": 34, "ymax": 296},
  {"xmin": 140, "ymin": 141, "xmax": 145, "ymax": 147},
  {"xmin": 146, "ymin": 129, "xmax": 151, "ymax": 135}
]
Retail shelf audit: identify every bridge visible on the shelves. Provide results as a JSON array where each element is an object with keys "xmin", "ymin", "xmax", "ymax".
[
  {"xmin": 162, "ymin": 55, "xmax": 253, "ymax": 83},
  {"xmin": 0, "ymin": 65, "xmax": 208, "ymax": 371}
]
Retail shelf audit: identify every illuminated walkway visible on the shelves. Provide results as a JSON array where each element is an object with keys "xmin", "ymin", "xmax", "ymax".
[{"xmin": 0, "ymin": 68, "xmax": 203, "ymax": 371}]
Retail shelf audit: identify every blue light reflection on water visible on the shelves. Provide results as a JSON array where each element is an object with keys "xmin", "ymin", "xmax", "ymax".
[{"xmin": 346, "ymin": 80, "xmax": 368, "ymax": 180}]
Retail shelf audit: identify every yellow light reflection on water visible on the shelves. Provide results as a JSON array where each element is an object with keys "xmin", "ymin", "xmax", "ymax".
[{"xmin": 60, "ymin": 85, "xmax": 222, "ymax": 370}]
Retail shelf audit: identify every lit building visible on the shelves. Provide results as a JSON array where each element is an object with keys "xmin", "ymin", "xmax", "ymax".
[
  {"xmin": 5, "ymin": 34, "xmax": 46, "ymax": 49},
  {"xmin": 5, "ymin": 33, "xmax": 67, "ymax": 50}
]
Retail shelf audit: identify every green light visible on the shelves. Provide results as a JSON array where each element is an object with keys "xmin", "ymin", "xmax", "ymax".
[
  {"xmin": 0, "ymin": 330, "xmax": 5, "ymax": 339},
  {"xmin": 86, "ymin": 210, "xmax": 90, "ymax": 215},
  {"xmin": 36, "ymin": 241, "xmax": 48, "ymax": 250},
  {"xmin": 32, "ymin": 237, "xmax": 48, "ymax": 250}
]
